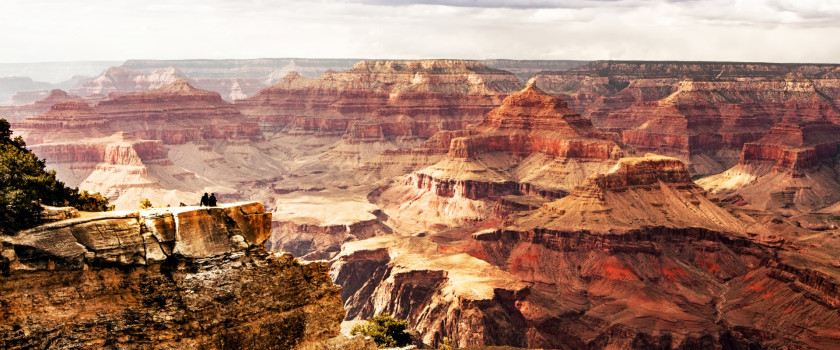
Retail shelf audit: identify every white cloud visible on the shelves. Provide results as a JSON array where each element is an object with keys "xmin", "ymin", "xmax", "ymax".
[{"xmin": 0, "ymin": 0, "xmax": 838, "ymax": 63}]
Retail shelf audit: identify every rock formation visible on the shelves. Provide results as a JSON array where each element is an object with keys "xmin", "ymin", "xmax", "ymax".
[
  {"xmin": 14, "ymin": 80, "xmax": 275, "ymax": 209},
  {"xmin": 0, "ymin": 76, "xmax": 53, "ymax": 105},
  {"xmin": 236, "ymin": 60, "xmax": 522, "ymax": 172},
  {"xmin": 375, "ymin": 81, "xmax": 622, "ymax": 230},
  {"xmin": 334, "ymin": 155, "xmax": 840, "ymax": 349},
  {"xmin": 0, "ymin": 89, "xmax": 83, "ymax": 122},
  {"xmin": 70, "ymin": 65, "xmax": 271, "ymax": 102},
  {"xmin": 698, "ymin": 117, "xmax": 840, "ymax": 212},
  {"xmin": 265, "ymin": 188, "xmax": 392, "ymax": 261},
  {"xmin": 70, "ymin": 66, "xmax": 186, "ymax": 97},
  {"xmin": 0, "ymin": 202, "xmax": 374, "ymax": 350},
  {"xmin": 532, "ymin": 62, "xmax": 840, "ymax": 175}
]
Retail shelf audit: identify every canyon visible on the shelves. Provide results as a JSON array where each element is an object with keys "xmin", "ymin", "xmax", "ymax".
[{"xmin": 4, "ymin": 59, "xmax": 840, "ymax": 349}]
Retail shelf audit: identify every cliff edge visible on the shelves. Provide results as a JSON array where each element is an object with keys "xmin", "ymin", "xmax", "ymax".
[{"xmin": 0, "ymin": 202, "xmax": 373, "ymax": 350}]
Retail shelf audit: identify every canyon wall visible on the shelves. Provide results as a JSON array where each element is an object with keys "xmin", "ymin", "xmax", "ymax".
[
  {"xmin": 533, "ymin": 62, "xmax": 840, "ymax": 175},
  {"xmin": 335, "ymin": 155, "xmax": 840, "ymax": 349}
]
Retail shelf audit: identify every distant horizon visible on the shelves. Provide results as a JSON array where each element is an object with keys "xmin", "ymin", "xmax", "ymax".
[{"xmin": 6, "ymin": 57, "xmax": 840, "ymax": 65}]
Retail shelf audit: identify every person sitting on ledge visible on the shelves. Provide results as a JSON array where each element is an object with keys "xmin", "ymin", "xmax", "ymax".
[
  {"xmin": 200, "ymin": 193, "xmax": 209, "ymax": 206},
  {"xmin": 209, "ymin": 193, "xmax": 218, "ymax": 207}
]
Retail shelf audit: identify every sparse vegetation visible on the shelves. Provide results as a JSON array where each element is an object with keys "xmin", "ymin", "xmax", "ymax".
[
  {"xmin": 0, "ymin": 119, "xmax": 112, "ymax": 234},
  {"xmin": 350, "ymin": 312, "xmax": 412, "ymax": 348},
  {"xmin": 139, "ymin": 198, "xmax": 153, "ymax": 210},
  {"xmin": 438, "ymin": 336, "xmax": 454, "ymax": 350}
]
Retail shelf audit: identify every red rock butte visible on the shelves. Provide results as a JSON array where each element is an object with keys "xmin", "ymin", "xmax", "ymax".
[{"xmin": 740, "ymin": 117, "xmax": 840, "ymax": 172}]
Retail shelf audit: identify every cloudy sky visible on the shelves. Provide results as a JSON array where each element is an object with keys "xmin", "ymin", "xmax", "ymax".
[{"xmin": 1, "ymin": 0, "xmax": 839, "ymax": 63}]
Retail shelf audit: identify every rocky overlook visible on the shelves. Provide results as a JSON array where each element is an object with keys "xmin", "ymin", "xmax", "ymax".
[{"xmin": 0, "ymin": 202, "xmax": 373, "ymax": 350}]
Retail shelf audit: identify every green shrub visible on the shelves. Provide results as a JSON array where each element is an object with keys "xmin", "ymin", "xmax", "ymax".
[
  {"xmin": 0, "ymin": 118, "xmax": 112, "ymax": 234},
  {"xmin": 350, "ymin": 312, "xmax": 412, "ymax": 348}
]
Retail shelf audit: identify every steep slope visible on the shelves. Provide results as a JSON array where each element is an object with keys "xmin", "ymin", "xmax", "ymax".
[
  {"xmin": 698, "ymin": 117, "xmax": 840, "ymax": 213},
  {"xmin": 335, "ymin": 155, "xmax": 840, "ymax": 349},
  {"xmin": 0, "ymin": 202, "xmax": 375, "ymax": 350}
]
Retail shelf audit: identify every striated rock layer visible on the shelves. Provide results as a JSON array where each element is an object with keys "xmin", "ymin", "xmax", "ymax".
[
  {"xmin": 334, "ymin": 155, "xmax": 840, "ymax": 349},
  {"xmin": 376, "ymin": 82, "xmax": 622, "ymax": 230},
  {"xmin": 533, "ymin": 61, "xmax": 840, "ymax": 175},
  {"xmin": 19, "ymin": 79, "xmax": 261, "ymax": 145},
  {"xmin": 699, "ymin": 117, "xmax": 840, "ymax": 212},
  {"xmin": 0, "ymin": 202, "xmax": 374, "ymax": 350},
  {"xmin": 236, "ymin": 60, "xmax": 522, "ymax": 173},
  {"xmin": 0, "ymin": 89, "xmax": 83, "ymax": 122},
  {"xmin": 14, "ymin": 79, "xmax": 281, "ymax": 209}
]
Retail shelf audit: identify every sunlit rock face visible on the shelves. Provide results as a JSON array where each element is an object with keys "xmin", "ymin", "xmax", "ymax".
[
  {"xmin": 533, "ymin": 61, "xmax": 840, "ymax": 175},
  {"xmin": 235, "ymin": 60, "xmax": 522, "ymax": 170},
  {"xmin": 374, "ymin": 82, "xmax": 622, "ymax": 231},
  {"xmin": 698, "ymin": 117, "xmax": 840, "ymax": 213},
  {"xmin": 336, "ymin": 155, "xmax": 840, "ymax": 349},
  {"xmin": 0, "ymin": 202, "xmax": 375, "ymax": 350},
  {"xmin": 13, "ymin": 80, "xmax": 271, "ymax": 210}
]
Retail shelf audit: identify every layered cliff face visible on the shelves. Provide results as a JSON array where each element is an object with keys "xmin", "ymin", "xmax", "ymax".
[
  {"xmin": 0, "ymin": 89, "xmax": 83, "ymax": 122},
  {"xmin": 698, "ymin": 117, "xmax": 840, "ymax": 212},
  {"xmin": 334, "ymin": 155, "xmax": 840, "ymax": 349},
  {"xmin": 14, "ymin": 80, "xmax": 281, "ymax": 210},
  {"xmin": 70, "ymin": 66, "xmax": 185, "ymax": 96},
  {"xmin": 375, "ymin": 82, "xmax": 622, "ymax": 230},
  {"xmin": 20, "ymin": 79, "xmax": 261, "ymax": 145},
  {"xmin": 28, "ymin": 131, "xmax": 212, "ymax": 209},
  {"xmin": 532, "ymin": 62, "xmax": 840, "ymax": 176},
  {"xmin": 0, "ymin": 76, "xmax": 54, "ymax": 105},
  {"xmin": 515, "ymin": 154, "xmax": 757, "ymax": 235},
  {"xmin": 69, "ymin": 65, "xmax": 276, "ymax": 102},
  {"xmin": 236, "ymin": 60, "xmax": 522, "ymax": 172},
  {"xmin": 265, "ymin": 188, "xmax": 392, "ymax": 261},
  {"xmin": 0, "ymin": 202, "xmax": 374, "ymax": 350}
]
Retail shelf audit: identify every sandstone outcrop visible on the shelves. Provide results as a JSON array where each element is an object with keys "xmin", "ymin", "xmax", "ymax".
[
  {"xmin": 699, "ymin": 117, "xmax": 840, "ymax": 212},
  {"xmin": 0, "ymin": 76, "xmax": 53, "ymax": 105},
  {"xmin": 0, "ymin": 202, "xmax": 373, "ymax": 350}
]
